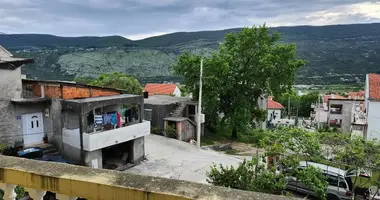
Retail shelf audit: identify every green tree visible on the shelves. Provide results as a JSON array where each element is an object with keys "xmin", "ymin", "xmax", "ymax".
[
  {"xmin": 88, "ymin": 72, "xmax": 142, "ymax": 94},
  {"xmin": 207, "ymin": 128, "xmax": 328, "ymax": 199},
  {"xmin": 299, "ymin": 92, "xmax": 319, "ymax": 117},
  {"xmin": 174, "ymin": 25, "xmax": 305, "ymax": 139}
]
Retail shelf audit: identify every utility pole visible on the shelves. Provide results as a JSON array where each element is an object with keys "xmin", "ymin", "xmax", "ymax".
[
  {"xmin": 317, "ymin": 94, "xmax": 321, "ymax": 129},
  {"xmin": 288, "ymin": 97, "xmax": 291, "ymax": 119},
  {"xmin": 197, "ymin": 58, "xmax": 203, "ymax": 148}
]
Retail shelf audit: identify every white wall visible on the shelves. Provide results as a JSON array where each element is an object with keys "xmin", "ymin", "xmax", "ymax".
[
  {"xmin": 267, "ymin": 109, "xmax": 281, "ymax": 122},
  {"xmin": 315, "ymin": 108, "xmax": 328, "ymax": 123},
  {"xmin": 83, "ymin": 120, "xmax": 150, "ymax": 151},
  {"xmin": 367, "ymin": 101, "xmax": 380, "ymax": 140},
  {"xmin": 173, "ymin": 86, "xmax": 182, "ymax": 97}
]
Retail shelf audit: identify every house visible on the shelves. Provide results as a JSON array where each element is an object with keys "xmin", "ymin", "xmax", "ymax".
[
  {"xmin": 312, "ymin": 94, "xmax": 346, "ymax": 125},
  {"xmin": 144, "ymin": 95, "xmax": 204, "ymax": 141},
  {"xmin": 144, "ymin": 83, "xmax": 181, "ymax": 97},
  {"xmin": 327, "ymin": 98, "xmax": 365, "ymax": 134},
  {"xmin": 267, "ymin": 97, "xmax": 285, "ymax": 127},
  {"xmin": 364, "ymin": 74, "xmax": 380, "ymax": 140},
  {"xmin": 0, "ymin": 45, "xmax": 150, "ymax": 169}
]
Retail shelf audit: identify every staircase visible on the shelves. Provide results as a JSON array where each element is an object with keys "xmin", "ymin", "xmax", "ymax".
[{"xmin": 171, "ymin": 102, "xmax": 187, "ymax": 117}]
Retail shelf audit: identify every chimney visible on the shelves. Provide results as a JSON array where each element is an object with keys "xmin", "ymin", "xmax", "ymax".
[
  {"xmin": 143, "ymin": 91, "xmax": 149, "ymax": 98},
  {"xmin": 268, "ymin": 96, "xmax": 273, "ymax": 100}
]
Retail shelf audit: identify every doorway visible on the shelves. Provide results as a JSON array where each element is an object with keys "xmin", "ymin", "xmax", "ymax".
[{"xmin": 22, "ymin": 112, "xmax": 44, "ymax": 145}]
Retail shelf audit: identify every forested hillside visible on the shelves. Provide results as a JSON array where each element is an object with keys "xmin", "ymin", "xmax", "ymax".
[{"xmin": 2, "ymin": 23, "xmax": 380, "ymax": 84}]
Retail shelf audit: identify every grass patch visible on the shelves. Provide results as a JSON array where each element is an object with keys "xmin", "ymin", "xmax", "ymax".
[{"xmin": 225, "ymin": 149, "xmax": 240, "ymax": 155}]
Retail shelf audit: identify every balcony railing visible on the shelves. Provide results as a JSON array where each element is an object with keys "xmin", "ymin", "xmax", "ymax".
[
  {"xmin": 83, "ymin": 120, "xmax": 150, "ymax": 151},
  {"xmin": 0, "ymin": 155, "xmax": 295, "ymax": 200}
]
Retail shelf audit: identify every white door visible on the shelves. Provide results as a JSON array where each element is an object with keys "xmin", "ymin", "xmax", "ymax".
[{"xmin": 22, "ymin": 112, "xmax": 44, "ymax": 145}]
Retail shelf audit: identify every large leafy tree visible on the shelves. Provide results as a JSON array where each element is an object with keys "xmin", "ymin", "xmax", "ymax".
[
  {"xmin": 174, "ymin": 25, "xmax": 305, "ymax": 138},
  {"xmin": 87, "ymin": 72, "xmax": 142, "ymax": 94}
]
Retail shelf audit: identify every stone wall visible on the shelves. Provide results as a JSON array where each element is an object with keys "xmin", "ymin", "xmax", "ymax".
[{"xmin": 0, "ymin": 67, "xmax": 23, "ymax": 146}]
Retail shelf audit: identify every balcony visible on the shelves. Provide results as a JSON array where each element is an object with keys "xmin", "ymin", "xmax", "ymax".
[
  {"xmin": 0, "ymin": 155, "xmax": 293, "ymax": 200},
  {"xmin": 83, "ymin": 120, "xmax": 150, "ymax": 151}
]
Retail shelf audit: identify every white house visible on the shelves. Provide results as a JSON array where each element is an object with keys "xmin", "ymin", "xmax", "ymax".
[
  {"xmin": 365, "ymin": 74, "xmax": 380, "ymax": 140},
  {"xmin": 267, "ymin": 97, "xmax": 284, "ymax": 126}
]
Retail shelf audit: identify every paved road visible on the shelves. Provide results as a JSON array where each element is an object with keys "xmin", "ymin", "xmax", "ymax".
[{"xmin": 126, "ymin": 134, "xmax": 247, "ymax": 184}]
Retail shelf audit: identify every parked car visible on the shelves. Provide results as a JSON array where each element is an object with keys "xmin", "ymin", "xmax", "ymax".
[{"xmin": 285, "ymin": 161, "xmax": 359, "ymax": 200}]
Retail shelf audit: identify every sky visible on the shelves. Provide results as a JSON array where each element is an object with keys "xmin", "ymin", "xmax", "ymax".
[{"xmin": 0, "ymin": 0, "xmax": 380, "ymax": 40}]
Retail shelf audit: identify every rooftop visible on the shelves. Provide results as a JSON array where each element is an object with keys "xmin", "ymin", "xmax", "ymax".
[
  {"xmin": 22, "ymin": 79, "xmax": 124, "ymax": 93},
  {"xmin": 144, "ymin": 95, "xmax": 195, "ymax": 105},
  {"xmin": 144, "ymin": 83, "xmax": 177, "ymax": 96},
  {"xmin": 368, "ymin": 74, "xmax": 380, "ymax": 100},
  {"xmin": 323, "ymin": 94, "xmax": 346, "ymax": 103},
  {"xmin": 63, "ymin": 94, "xmax": 139, "ymax": 103},
  {"xmin": 267, "ymin": 99, "xmax": 284, "ymax": 109}
]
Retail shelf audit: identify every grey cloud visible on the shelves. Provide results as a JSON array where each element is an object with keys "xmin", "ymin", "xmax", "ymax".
[{"xmin": 0, "ymin": 0, "xmax": 379, "ymax": 38}]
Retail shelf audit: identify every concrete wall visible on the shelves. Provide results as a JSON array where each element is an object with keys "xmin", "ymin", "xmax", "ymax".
[
  {"xmin": 63, "ymin": 110, "xmax": 79, "ymax": 129},
  {"xmin": 182, "ymin": 120, "xmax": 195, "ymax": 141},
  {"xmin": 328, "ymin": 100, "xmax": 353, "ymax": 134},
  {"xmin": 132, "ymin": 136, "xmax": 145, "ymax": 164},
  {"xmin": 147, "ymin": 104, "xmax": 177, "ymax": 129},
  {"xmin": 13, "ymin": 103, "xmax": 53, "ymax": 146},
  {"xmin": 62, "ymin": 128, "xmax": 81, "ymax": 164},
  {"xmin": 82, "ymin": 121, "xmax": 150, "ymax": 151},
  {"xmin": 0, "ymin": 67, "xmax": 23, "ymax": 146},
  {"xmin": 367, "ymin": 101, "xmax": 380, "ymax": 140},
  {"xmin": 84, "ymin": 149, "xmax": 103, "ymax": 168},
  {"xmin": 51, "ymin": 99, "xmax": 63, "ymax": 151}
]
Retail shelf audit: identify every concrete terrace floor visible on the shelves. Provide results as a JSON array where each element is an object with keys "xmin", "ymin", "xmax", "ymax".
[{"xmin": 126, "ymin": 134, "xmax": 249, "ymax": 184}]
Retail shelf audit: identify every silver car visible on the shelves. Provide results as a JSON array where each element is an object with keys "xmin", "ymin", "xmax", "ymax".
[{"xmin": 285, "ymin": 161, "xmax": 355, "ymax": 200}]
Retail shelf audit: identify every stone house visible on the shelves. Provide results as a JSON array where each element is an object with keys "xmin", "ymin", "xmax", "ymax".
[{"xmin": 144, "ymin": 95, "xmax": 204, "ymax": 142}]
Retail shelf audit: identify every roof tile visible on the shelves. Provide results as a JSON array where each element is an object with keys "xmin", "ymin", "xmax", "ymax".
[
  {"xmin": 268, "ymin": 99, "xmax": 284, "ymax": 109},
  {"xmin": 144, "ymin": 84, "xmax": 177, "ymax": 96},
  {"xmin": 369, "ymin": 74, "xmax": 380, "ymax": 100}
]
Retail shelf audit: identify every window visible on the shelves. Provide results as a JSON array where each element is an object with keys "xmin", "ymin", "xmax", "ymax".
[
  {"xmin": 31, "ymin": 121, "xmax": 34, "ymax": 128},
  {"xmin": 36, "ymin": 120, "xmax": 39, "ymax": 128},
  {"xmin": 330, "ymin": 104, "xmax": 343, "ymax": 114},
  {"xmin": 325, "ymin": 174, "xmax": 339, "ymax": 187}
]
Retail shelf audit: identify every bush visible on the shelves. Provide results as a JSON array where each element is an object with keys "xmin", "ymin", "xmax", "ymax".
[
  {"xmin": 151, "ymin": 126, "xmax": 163, "ymax": 135},
  {"xmin": 0, "ymin": 144, "xmax": 6, "ymax": 154},
  {"xmin": 237, "ymin": 129, "xmax": 270, "ymax": 147},
  {"xmin": 165, "ymin": 126, "xmax": 177, "ymax": 139},
  {"xmin": 207, "ymin": 156, "xmax": 286, "ymax": 194}
]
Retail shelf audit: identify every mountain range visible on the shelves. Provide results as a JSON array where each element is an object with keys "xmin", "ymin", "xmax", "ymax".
[{"xmin": 2, "ymin": 23, "xmax": 380, "ymax": 85}]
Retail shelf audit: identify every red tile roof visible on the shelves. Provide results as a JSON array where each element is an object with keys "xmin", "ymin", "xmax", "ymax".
[
  {"xmin": 348, "ymin": 90, "xmax": 365, "ymax": 99},
  {"xmin": 268, "ymin": 99, "xmax": 284, "ymax": 109},
  {"xmin": 368, "ymin": 74, "xmax": 380, "ymax": 100},
  {"xmin": 323, "ymin": 94, "xmax": 346, "ymax": 103},
  {"xmin": 144, "ymin": 84, "xmax": 177, "ymax": 96}
]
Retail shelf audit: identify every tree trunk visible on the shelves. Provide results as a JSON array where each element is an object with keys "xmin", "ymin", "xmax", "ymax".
[{"xmin": 232, "ymin": 126, "xmax": 238, "ymax": 139}]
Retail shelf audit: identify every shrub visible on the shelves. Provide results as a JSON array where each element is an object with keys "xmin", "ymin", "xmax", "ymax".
[
  {"xmin": 151, "ymin": 126, "xmax": 163, "ymax": 135},
  {"xmin": 165, "ymin": 126, "xmax": 177, "ymax": 139}
]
